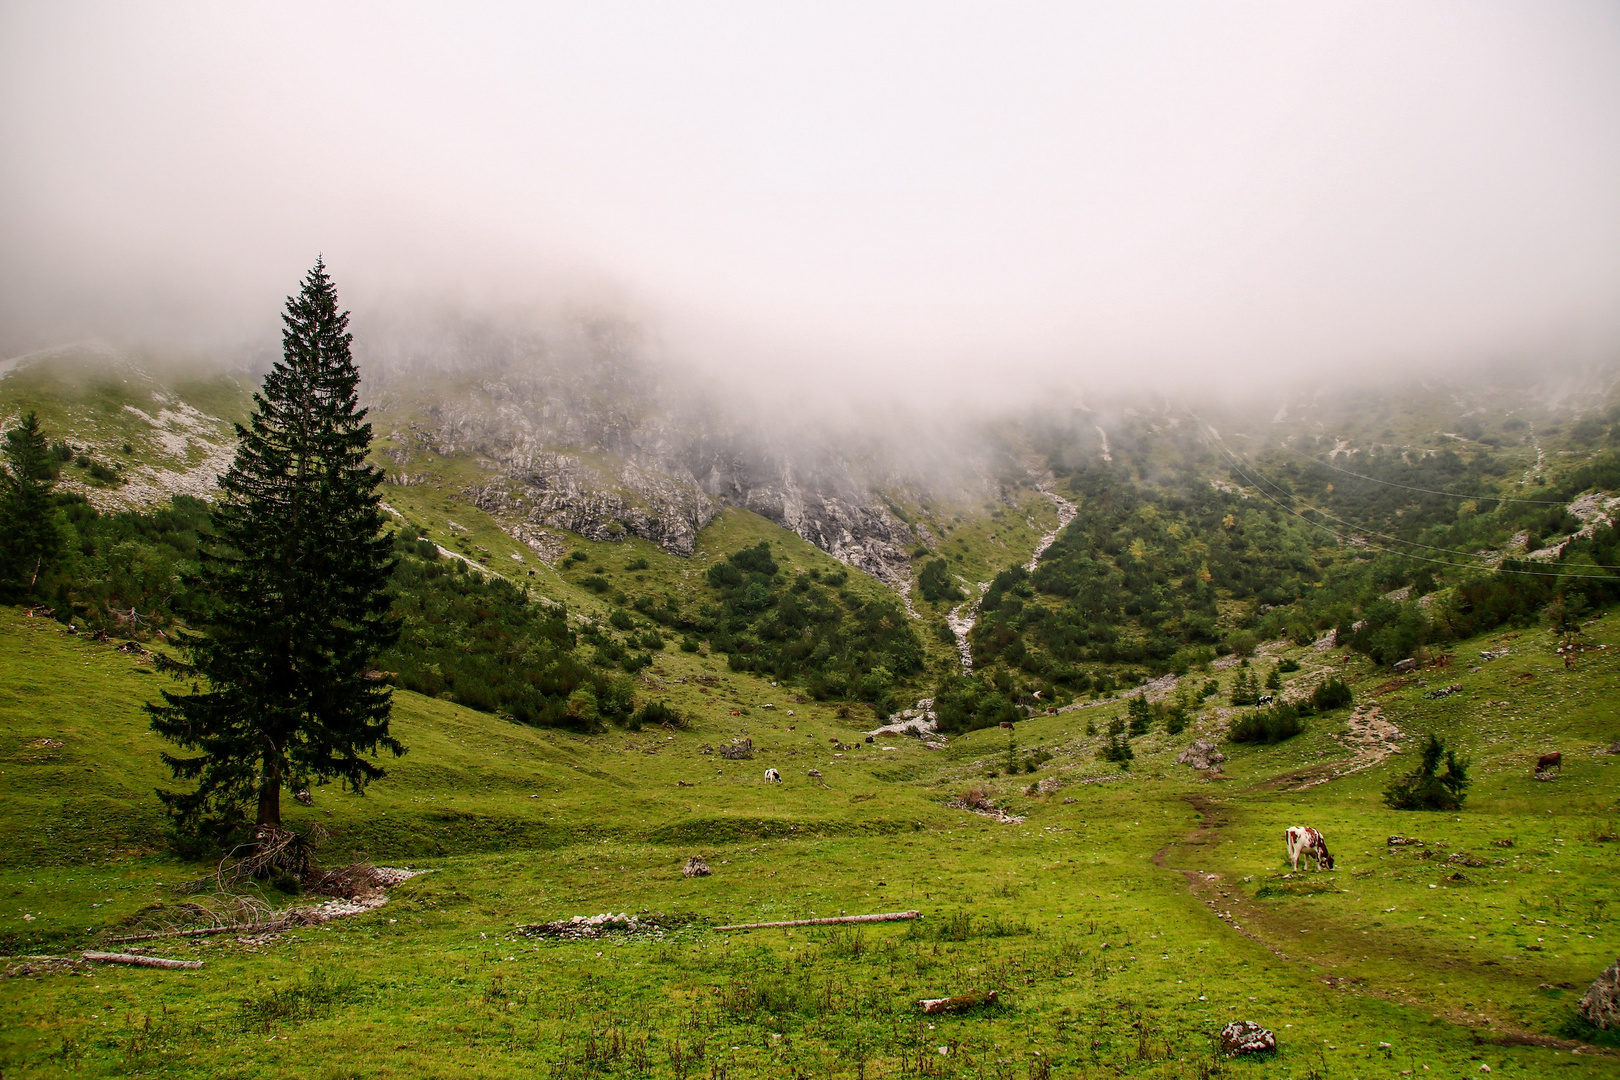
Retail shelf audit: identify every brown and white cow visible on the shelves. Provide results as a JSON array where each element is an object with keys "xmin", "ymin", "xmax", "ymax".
[{"xmin": 1284, "ymin": 826, "xmax": 1335, "ymax": 871}]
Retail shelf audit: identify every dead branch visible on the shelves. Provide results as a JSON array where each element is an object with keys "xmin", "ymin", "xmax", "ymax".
[
  {"xmin": 82, "ymin": 951, "xmax": 203, "ymax": 970},
  {"xmin": 715, "ymin": 910, "xmax": 920, "ymax": 932}
]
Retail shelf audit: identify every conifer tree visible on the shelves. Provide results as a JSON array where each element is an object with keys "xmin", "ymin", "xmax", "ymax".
[
  {"xmin": 149, "ymin": 260, "xmax": 401, "ymax": 838},
  {"xmin": 0, "ymin": 411, "xmax": 64, "ymax": 599}
]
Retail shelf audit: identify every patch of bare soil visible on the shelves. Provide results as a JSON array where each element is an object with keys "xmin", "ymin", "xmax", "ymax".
[{"xmin": 1261, "ymin": 704, "xmax": 1405, "ymax": 793}]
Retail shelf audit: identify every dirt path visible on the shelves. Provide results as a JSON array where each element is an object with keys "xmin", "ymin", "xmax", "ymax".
[
  {"xmin": 1282, "ymin": 704, "xmax": 1404, "ymax": 791},
  {"xmin": 1151, "ymin": 787, "xmax": 1612, "ymax": 1056},
  {"xmin": 1151, "ymin": 795, "xmax": 1296, "ymax": 961}
]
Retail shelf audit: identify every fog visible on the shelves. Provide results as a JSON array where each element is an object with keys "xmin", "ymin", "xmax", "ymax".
[{"xmin": 3, "ymin": 2, "xmax": 1619, "ymax": 408}]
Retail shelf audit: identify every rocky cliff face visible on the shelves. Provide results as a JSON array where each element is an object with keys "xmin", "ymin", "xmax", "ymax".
[{"xmin": 367, "ymin": 327, "xmax": 922, "ymax": 582}]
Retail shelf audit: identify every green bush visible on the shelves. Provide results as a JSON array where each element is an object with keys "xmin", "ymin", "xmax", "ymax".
[
  {"xmin": 1229, "ymin": 703, "xmax": 1304, "ymax": 745},
  {"xmin": 1384, "ymin": 735, "xmax": 1470, "ymax": 810},
  {"xmin": 1101, "ymin": 732, "xmax": 1133, "ymax": 766},
  {"xmin": 1126, "ymin": 692, "xmax": 1151, "ymax": 736},
  {"xmin": 580, "ymin": 575, "xmax": 610, "ymax": 593},
  {"xmin": 1310, "ymin": 676, "xmax": 1353, "ymax": 711},
  {"xmin": 918, "ymin": 558, "xmax": 966, "ymax": 604},
  {"xmin": 630, "ymin": 700, "xmax": 686, "ymax": 730}
]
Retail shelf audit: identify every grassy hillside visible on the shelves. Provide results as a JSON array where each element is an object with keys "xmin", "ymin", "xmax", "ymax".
[{"xmin": 3, "ymin": 601, "xmax": 1619, "ymax": 1078}]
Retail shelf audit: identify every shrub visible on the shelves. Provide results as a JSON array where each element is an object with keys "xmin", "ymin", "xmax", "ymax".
[
  {"xmin": 1310, "ymin": 676, "xmax": 1353, "ymax": 711},
  {"xmin": 1384, "ymin": 734, "xmax": 1470, "ymax": 810},
  {"xmin": 918, "ymin": 558, "xmax": 967, "ymax": 604},
  {"xmin": 568, "ymin": 550, "xmax": 589, "ymax": 563},
  {"xmin": 1126, "ymin": 692, "xmax": 1151, "ymax": 736},
  {"xmin": 1229, "ymin": 667, "xmax": 1260, "ymax": 706},
  {"xmin": 1100, "ymin": 732, "xmax": 1134, "ymax": 766},
  {"xmin": 608, "ymin": 609, "xmax": 635, "ymax": 631},
  {"xmin": 679, "ymin": 635, "xmax": 702, "ymax": 653},
  {"xmin": 625, "ymin": 556, "xmax": 649, "ymax": 571},
  {"xmin": 1229, "ymin": 702, "xmax": 1304, "ymax": 745},
  {"xmin": 631, "ymin": 700, "xmax": 686, "ymax": 729},
  {"xmin": 580, "ymin": 575, "xmax": 610, "ymax": 593}
]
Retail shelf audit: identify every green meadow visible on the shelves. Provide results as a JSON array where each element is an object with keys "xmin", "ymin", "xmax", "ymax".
[{"xmin": 3, "ymin": 598, "xmax": 1618, "ymax": 1079}]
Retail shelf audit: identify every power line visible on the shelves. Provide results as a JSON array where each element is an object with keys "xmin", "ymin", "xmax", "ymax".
[{"xmin": 1273, "ymin": 442, "xmax": 1568, "ymax": 506}]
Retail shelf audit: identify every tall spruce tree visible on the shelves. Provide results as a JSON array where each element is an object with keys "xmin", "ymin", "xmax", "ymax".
[
  {"xmin": 0, "ymin": 411, "xmax": 64, "ymax": 600},
  {"xmin": 149, "ymin": 260, "xmax": 402, "ymax": 838}
]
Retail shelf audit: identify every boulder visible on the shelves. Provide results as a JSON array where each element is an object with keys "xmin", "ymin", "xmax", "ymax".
[
  {"xmin": 1219, "ymin": 1020, "xmax": 1276, "ymax": 1056},
  {"xmin": 1393, "ymin": 658, "xmax": 1421, "ymax": 674},
  {"xmin": 1608, "ymin": 740, "xmax": 1620, "ymax": 755},
  {"xmin": 682, "ymin": 856, "xmax": 711, "ymax": 878},
  {"xmin": 1579, "ymin": 955, "xmax": 1620, "ymax": 1030},
  {"xmin": 1176, "ymin": 739, "xmax": 1227, "ymax": 771}
]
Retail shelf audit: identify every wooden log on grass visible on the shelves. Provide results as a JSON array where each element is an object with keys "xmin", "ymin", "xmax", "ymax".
[
  {"xmin": 715, "ymin": 910, "xmax": 920, "ymax": 932},
  {"xmin": 82, "ymin": 951, "xmax": 203, "ymax": 970}
]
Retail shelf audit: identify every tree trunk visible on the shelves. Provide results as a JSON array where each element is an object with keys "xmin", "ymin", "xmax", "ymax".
[
  {"xmin": 82, "ymin": 951, "xmax": 204, "ymax": 970},
  {"xmin": 714, "ymin": 910, "xmax": 920, "ymax": 932},
  {"xmin": 257, "ymin": 756, "xmax": 281, "ymax": 827}
]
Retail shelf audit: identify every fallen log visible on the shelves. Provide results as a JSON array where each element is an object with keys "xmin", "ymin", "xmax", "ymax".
[
  {"xmin": 82, "ymin": 951, "xmax": 203, "ymax": 970},
  {"xmin": 715, "ymin": 910, "xmax": 920, "ymax": 932}
]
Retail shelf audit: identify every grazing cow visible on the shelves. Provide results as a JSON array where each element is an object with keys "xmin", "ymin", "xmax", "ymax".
[
  {"xmin": 763, "ymin": 768, "xmax": 781, "ymax": 783},
  {"xmin": 1535, "ymin": 752, "xmax": 1562, "ymax": 776},
  {"xmin": 1284, "ymin": 825, "xmax": 1335, "ymax": 871}
]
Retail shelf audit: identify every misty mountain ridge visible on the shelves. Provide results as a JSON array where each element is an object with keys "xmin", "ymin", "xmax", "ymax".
[{"xmin": 6, "ymin": 327, "xmax": 1620, "ymax": 596}]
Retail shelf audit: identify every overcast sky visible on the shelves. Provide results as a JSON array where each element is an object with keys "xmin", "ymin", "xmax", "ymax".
[{"xmin": 3, "ymin": 2, "xmax": 1618, "ymax": 399}]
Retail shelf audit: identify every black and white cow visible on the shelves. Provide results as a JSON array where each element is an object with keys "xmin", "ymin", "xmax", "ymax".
[
  {"xmin": 764, "ymin": 768, "xmax": 781, "ymax": 783},
  {"xmin": 1284, "ymin": 825, "xmax": 1334, "ymax": 871}
]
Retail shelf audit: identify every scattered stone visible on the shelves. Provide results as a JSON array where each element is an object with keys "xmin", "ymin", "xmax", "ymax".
[
  {"xmin": 682, "ymin": 857, "xmax": 711, "ymax": 878},
  {"xmin": 1062, "ymin": 797, "xmax": 1078, "ymax": 804},
  {"xmin": 4, "ymin": 956, "xmax": 89, "ymax": 978},
  {"xmin": 1387, "ymin": 835, "xmax": 1424, "ymax": 846},
  {"xmin": 1175, "ymin": 738, "xmax": 1227, "ymax": 771},
  {"xmin": 1579, "ymin": 955, "xmax": 1620, "ymax": 1030},
  {"xmin": 1219, "ymin": 1020, "xmax": 1276, "ymax": 1056},
  {"xmin": 1424, "ymin": 684, "xmax": 1464, "ymax": 699},
  {"xmin": 719, "ymin": 739, "xmax": 753, "ymax": 760},
  {"xmin": 1608, "ymin": 741, "xmax": 1620, "ymax": 755},
  {"xmin": 516, "ymin": 912, "xmax": 696, "ymax": 940},
  {"xmin": 918, "ymin": 989, "xmax": 997, "ymax": 1014}
]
